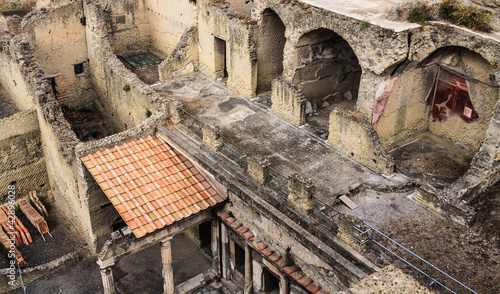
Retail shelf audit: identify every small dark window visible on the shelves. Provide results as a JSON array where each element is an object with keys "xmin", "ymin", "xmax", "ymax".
[
  {"xmin": 116, "ymin": 15, "xmax": 125, "ymax": 25},
  {"xmin": 74, "ymin": 63, "xmax": 84, "ymax": 75}
]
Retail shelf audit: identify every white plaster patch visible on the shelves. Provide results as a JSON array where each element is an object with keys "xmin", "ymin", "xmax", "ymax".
[{"xmin": 226, "ymin": 104, "xmax": 256, "ymax": 121}]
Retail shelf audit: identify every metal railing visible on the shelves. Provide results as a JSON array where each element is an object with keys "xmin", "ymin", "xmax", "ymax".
[
  {"xmin": 180, "ymin": 108, "xmax": 205, "ymax": 138},
  {"xmin": 176, "ymin": 108, "xmax": 476, "ymax": 294},
  {"xmin": 220, "ymin": 135, "xmax": 249, "ymax": 170},
  {"xmin": 266, "ymin": 167, "xmax": 289, "ymax": 198},
  {"xmin": 353, "ymin": 221, "xmax": 477, "ymax": 294},
  {"xmin": 312, "ymin": 197, "xmax": 341, "ymax": 231}
]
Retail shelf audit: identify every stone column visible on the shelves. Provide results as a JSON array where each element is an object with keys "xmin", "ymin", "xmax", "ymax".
[
  {"xmin": 279, "ymin": 276, "xmax": 289, "ymax": 294},
  {"xmin": 221, "ymin": 224, "xmax": 231, "ymax": 279},
  {"xmin": 252, "ymin": 260, "xmax": 263, "ymax": 293},
  {"xmin": 287, "ymin": 174, "xmax": 314, "ymax": 215},
  {"xmin": 244, "ymin": 245, "xmax": 253, "ymax": 294},
  {"xmin": 100, "ymin": 266, "xmax": 115, "ymax": 294},
  {"xmin": 211, "ymin": 218, "xmax": 220, "ymax": 273},
  {"xmin": 161, "ymin": 237, "xmax": 175, "ymax": 294}
]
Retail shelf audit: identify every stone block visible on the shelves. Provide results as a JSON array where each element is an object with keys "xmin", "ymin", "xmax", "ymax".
[
  {"xmin": 202, "ymin": 124, "xmax": 222, "ymax": 152},
  {"xmin": 287, "ymin": 174, "xmax": 314, "ymax": 215},
  {"xmin": 247, "ymin": 156, "xmax": 269, "ymax": 185}
]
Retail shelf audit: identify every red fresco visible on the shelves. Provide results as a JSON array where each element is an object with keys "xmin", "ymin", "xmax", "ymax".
[{"xmin": 427, "ymin": 68, "xmax": 478, "ymax": 122}]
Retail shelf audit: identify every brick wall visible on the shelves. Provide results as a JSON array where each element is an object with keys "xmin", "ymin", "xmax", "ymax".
[{"xmin": 0, "ymin": 109, "xmax": 48, "ymax": 201}]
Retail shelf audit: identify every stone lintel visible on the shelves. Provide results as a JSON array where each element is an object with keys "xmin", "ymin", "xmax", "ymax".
[{"xmin": 98, "ymin": 209, "xmax": 215, "ymax": 267}]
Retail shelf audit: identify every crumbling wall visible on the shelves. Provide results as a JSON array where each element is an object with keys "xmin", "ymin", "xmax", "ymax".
[
  {"xmin": 226, "ymin": 0, "xmax": 252, "ymax": 16},
  {"xmin": 85, "ymin": 2, "xmax": 161, "ymax": 133},
  {"xmin": 158, "ymin": 26, "xmax": 199, "ymax": 82},
  {"xmin": 198, "ymin": 0, "xmax": 257, "ymax": 97},
  {"xmin": 0, "ymin": 109, "xmax": 48, "ymax": 202},
  {"xmin": 0, "ymin": 35, "xmax": 97, "ymax": 250},
  {"xmin": 256, "ymin": 8, "xmax": 286, "ymax": 93},
  {"xmin": 390, "ymin": 24, "xmax": 500, "ymax": 210},
  {"xmin": 0, "ymin": 37, "xmax": 35, "ymax": 109},
  {"xmin": 0, "ymin": 0, "xmax": 34, "ymax": 12},
  {"xmin": 253, "ymin": 0, "xmax": 409, "ymax": 116},
  {"xmin": 292, "ymin": 29, "xmax": 361, "ymax": 105},
  {"xmin": 146, "ymin": 0, "xmax": 197, "ymax": 55},
  {"xmin": 270, "ymin": 78, "xmax": 306, "ymax": 126},
  {"xmin": 99, "ymin": 0, "xmax": 150, "ymax": 54},
  {"xmin": 22, "ymin": 0, "xmax": 96, "ymax": 108},
  {"xmin": 328, "ymin": 108, "xmax": 394, "ymax": 175}
]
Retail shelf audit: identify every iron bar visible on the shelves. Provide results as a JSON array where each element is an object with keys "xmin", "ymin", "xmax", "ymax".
[{"xmin": 354, "ymin": 222, "xmax": 478, "ymax": 294}]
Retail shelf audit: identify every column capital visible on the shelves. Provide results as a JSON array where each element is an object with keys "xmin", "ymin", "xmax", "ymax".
[{"xmin": 161, "ymin": 235, "xmax": 173, "ymax": 245}]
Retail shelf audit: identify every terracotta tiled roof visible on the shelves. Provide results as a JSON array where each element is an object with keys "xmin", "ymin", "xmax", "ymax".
[
  {"xmin": 81, "ymin": 135, "xmax": 226, "ymax": 238},
  {"xmin": 218, "ymin": 210, "xmax": 328, "ymax": 294}
]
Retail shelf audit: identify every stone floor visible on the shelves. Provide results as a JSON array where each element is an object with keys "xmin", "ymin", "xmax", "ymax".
[
  {"xmin": 156, "ymin": 73, "xmax": 409, "ymax": 206},
  {"xmin": 390, "ymin": 132, "xmax": 472, "ymax": 187}
]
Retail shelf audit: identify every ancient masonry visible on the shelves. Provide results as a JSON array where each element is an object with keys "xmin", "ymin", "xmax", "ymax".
[{"xmin": 0, "ymin": 0, "xmax": 499, "ymax": 293}]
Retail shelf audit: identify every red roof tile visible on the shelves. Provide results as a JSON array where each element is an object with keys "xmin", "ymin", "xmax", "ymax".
[{"xmin": 82, "ymin": 135, "xmax": 227, "ymax": 238}]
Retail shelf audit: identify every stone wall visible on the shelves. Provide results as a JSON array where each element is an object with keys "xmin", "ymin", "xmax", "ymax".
[
  {"xmin": 227, "ymin": 0, "xmax": 252, "ymax": 16},
  {"xmin": 0, "ymin": 35, "xmax": 97, "ymax": 250},
  {"xmin": 253, "ymin": 0, "xmax": 409, "ymax": 115},
  {"xmin": 374, "ymin": 68, "xmax": 433, "ymax": 149},
  {"xmin": 256, "ymin": 8, "xmax": 286, "ymax": 93},
  {"xmin": 291, "ymin": 29, "xmax": 362, "ymax": 105},
  {"xmin": 270, "ymin": 77, "xmax": 306, "ymax": 126},
  {"xmin": 328, "ymin": 108, "xmax": 394, "ymax": 175},
  {"xmin": 22, "ymin": 0, "xmax": 97, "ymax": 108},
  {"xmin": 158, "ymin": 26, "xmax": 199, "ymax": 82},
  {"xmin": 146, "ymin": 0, "xmax": 197, "ymax": 55},
  {"xmin": 99, "ymin": 0, "xmax": 150, "ymax": 54},
  {"xmin": 0, "ymin": 37, "xmax": 35, "ymax": 110},
  {"xmin": 0, "ymin": 0, "xmax": 34, "ymax": 12},
  {"xmin": 0, "ymin": 109, "xmax": 48, "ymax": 201},
  {"xmin": 35, "ymin": 0, "xmax": 73, "ymax": 9},
  {"xmin": 198, "ymin": 0, "xmax": 257, "ymax": 97},
  {"xmin": 85, "ymin": 2, "xmax": 162, "ymax": 133}
]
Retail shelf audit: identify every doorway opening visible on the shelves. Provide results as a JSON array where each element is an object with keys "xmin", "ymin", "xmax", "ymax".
[
  {"xmin": 199, "ymin": 221, "xmax": 212, "ymax": 256},
  {"xmin": 262, "ymin": 267, "xmax": 280, "ymax": 294},
  {"xmin": 214, "ymin": 36, "xmax": 228, "ymax": 79}
]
